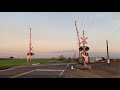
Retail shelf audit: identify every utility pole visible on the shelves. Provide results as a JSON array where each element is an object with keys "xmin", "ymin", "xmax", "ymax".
[
  {"xmin": 82, "ymin": 30, "xmax": 85, "ymax": 47},
  {"xmin": 106, "ymin": 40, "xmax": 110, "ymax": 66},
  {"xmin": 75, "ymin": 21, "xmax": 81, "ymax": 60}
]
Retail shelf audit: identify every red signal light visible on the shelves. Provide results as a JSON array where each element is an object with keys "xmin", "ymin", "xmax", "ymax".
[
  {"xmin": 79, "ymin": 47, "xmax": 83, "ymax": 51},
  {"xmin": 85, "ymin": 47, "xmax": 89, "ymax": 51}
]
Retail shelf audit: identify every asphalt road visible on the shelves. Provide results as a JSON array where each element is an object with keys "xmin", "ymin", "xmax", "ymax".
[
  {"xmin": 0, "ymin": 63, "xmax": 73, "ymax": 78},
  {"xmin": 1, "ymin": 62, "xmax": 117, "ymax": 78}
]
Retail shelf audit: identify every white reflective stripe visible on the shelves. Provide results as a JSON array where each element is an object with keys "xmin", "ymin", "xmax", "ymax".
[
  {"xmin": 59, "ymin": 63, "xmax": 69, "ymax": 76},
  {"xmin": 36, "ymin": 69, "xmax": 64, "ymax": 72}
]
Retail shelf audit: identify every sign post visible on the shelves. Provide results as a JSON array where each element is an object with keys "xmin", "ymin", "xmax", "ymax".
[
  {"xmin": 79, "ymin": 30, "xmax": 90, "ymax": 69},
  {"xmin": 26, "ymin": 28, "xmax": 34, "ymax": 64},
  {"xmin": 106, "ymin": 40, "xmax": 110, "ymax": 66}
]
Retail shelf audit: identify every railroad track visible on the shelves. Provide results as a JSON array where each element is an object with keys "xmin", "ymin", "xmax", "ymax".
[{"xmin": 91, "ymin": 62, "xmax": 120, "ymax": 75}]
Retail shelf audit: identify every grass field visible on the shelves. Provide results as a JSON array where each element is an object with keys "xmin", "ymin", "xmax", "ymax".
[{"xmin": 0, "ymin": 58, "xmax": 58, "ymax": 67}]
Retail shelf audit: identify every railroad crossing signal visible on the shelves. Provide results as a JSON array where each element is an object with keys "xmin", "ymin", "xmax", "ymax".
[
  {"xmin": 80, "ymin": 37, "xmax": 88, "ymax": 44},
  {"xmin": 79, "ymin": 46, "xmax": 89, "ymax": 51}
]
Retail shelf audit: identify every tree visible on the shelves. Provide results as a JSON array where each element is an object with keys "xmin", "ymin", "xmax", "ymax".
[
  {"xmin": 9, "ymin": 56, "xmax": 15, "ymax": 59},
  {"xmin": 59, "ymin": 55, "xmax": 66, "ymax": 61},
  {"xmin": 51, "ymin": 57, "xmax": 56, "ymax": 60},
  {"xmin": 68, "ymin": 57, "xmax": 71, "ymax": 60}
]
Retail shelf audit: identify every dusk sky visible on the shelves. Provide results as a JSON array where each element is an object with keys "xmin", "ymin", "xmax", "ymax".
[{"xmin": 0, "ymin": 12, "xmax": 120, "ymax": 58}]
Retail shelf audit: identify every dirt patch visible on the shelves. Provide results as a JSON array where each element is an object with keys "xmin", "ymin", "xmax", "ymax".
[
  {"xmin": 62, "ymin": 61, "xmax": 120, "ymax": 78},
  {"xmin": 62, "ymin": 66, "xmax": 104, "ymax": 78}
]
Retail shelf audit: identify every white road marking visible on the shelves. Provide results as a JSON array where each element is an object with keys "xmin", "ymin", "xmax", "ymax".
[
  {"xmin": 1, "ymin": 63, "xmax": 75, "ymax": 78},
  {"xmin": 1, "ymin": 63, "xmax": 69, "ymax": 72},
  {"xmin": 59, "ymin": 70, "xmax": 65, "ymax": 76},
  {"xmin": 0, "ymin": 68, "xmax": 15, "ymax": 72},
  {"xmin": 67, "ymin": 63, "xmax": 69, "ymax": 67},
  {"xmin": 59, "ymin": 63, "xmax": 70, "ymax": 76},
  {"xmin": 0, "ymin": 65, "xmax": 28, "ymax": 72},
  {"xmin": 0, "ymin": 63, "xmax": 76, "ymax": 72},
  {"xmin": 32, "ymin": 63, "xmax": 40, "ymax": 65},
  {"xmin": 9, "ymin": 69, "xmax": 36, "ymax": 78},
  {"xmin": 8, "ymin": 64, "xmax": 69, "ymax": 78},
  {"xmin": 37, "ymin": 63, "xmax": 68, "ymax": 66},
  {"xmin": 36, "ymin": 69, "xmax": 64, "ymax": 72}
]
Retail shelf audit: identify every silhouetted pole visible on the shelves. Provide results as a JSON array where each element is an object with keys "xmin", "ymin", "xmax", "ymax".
[
  {"xmin": 26, "ymin": 28, "xmax": 34, "ymax": 64},
  {"xmin": 75, "ymin": 21, "xmax": 81, "ymax": 60},
  {"xmin": 83, "ymin": 30, "xmax": 85, "ymax": 47},
  {"xmin": 106, "ymin": 40, "xmax": 110, "ymax": 66},
  {"xmin": 29, "ymin": 28, "xmax": 32, "ymax": 53}
]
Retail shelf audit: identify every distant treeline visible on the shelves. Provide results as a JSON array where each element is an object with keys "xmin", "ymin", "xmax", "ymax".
[
  {"xmin": 0, "ymin": 58, "xmax": 12, "ymax": 60},
  {"xmin": 0, "ymin": 57, "xmax": 17, "ymax": 60}
]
